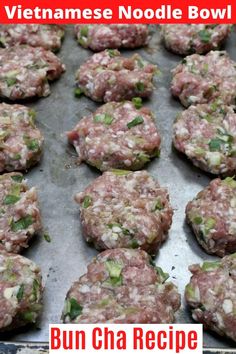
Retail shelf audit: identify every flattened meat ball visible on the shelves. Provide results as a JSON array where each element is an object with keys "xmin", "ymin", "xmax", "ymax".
[
  {"xmin": 161, "ymin": 25, "xmax": 231, "ymax": 55},
  {"xmin": 0, "ymin": 103, "xmax": 43, "ymax": 172},
  {"xmin": 0, "ymin": 252, "xmax": 43, "ymax": 331},
  {"xmin": 0, "ymin": 25, "xmax": 64, "ymax": 51},
  {"xmin": 186, "ymin": 177, "xmax": 236, "ymax": 257},
  {"xmin": 75, "ymin": 24, "xmax": 149, "ymax": 51},
  {"xmin": 62, "ymin": 248, "xmax": 180, "ymax": 324},
  {"xmin": 0, "ymin": 45, "xmax": 65, "ymax": 100},
  {"xmin": 75, "ymin": 49, "xmax": 157, "ymax": 102},
  {"xmin": 173, "ymin": 104, "xmax": 236, "ymax": 175},
  {"xmin": 0, "ymin": 173, "xmax": 42, "ymax": 254},
  {"xmin": 185, "ymin": 254, "xmax": 236, "ymax": 342},
  {"xmin": 171, "ymin": 51, "xmax": 236, "ymax": 107},
  {"xmin": 75, "ymin": 170, "xmax": 173, "ymax": 255},
  {"xmin": 67, "ymin": 100, "xmax": 161, "ymax": 171}
]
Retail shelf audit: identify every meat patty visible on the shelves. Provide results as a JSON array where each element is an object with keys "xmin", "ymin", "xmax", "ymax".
[
  {"xmin": 62, "ymin": 248, "xmax": 180, "ymax": 324},
  {"xmin": 0, "ymin": 172, "xmax": 42, "ymax": 253},
  {"xmin": 0, "ymin": 45, "xmax": 65, "ymax": 100},
  {"xmin": 67, "ymin": 100, "xmax": 161, "ymax": 171},
  {"xmin": 186, "ymin": 177, "xmax": 236, "ymax": 257},
  {"xmin": 0, "ymin": 25, "xmax": 64, "ymax": 51},
  {"xmin": 75, "ymin": 49, "xmax": 157, "ymax": 102},
  {"xmin": 74, "ymin": 24, "xmax": 149, "ymax": 51},
  {"xmin": 173, "ymin": 103, "xmax": 236, "ymax": 175},
  {"xmin": 171, "ymin": 51, "xmax": 236, "ymax": 107},
  {"xmin": 161, "ymin": 25, "xmax": 231, "ymax": 55},
  {"xmin": 75, "ymin": 170, "xmax": 173, "ymax": 255},
  {"xmin": 0, "ymin": 103, "xmax": 43, "ymax": 172},
  {"xmin": 185, "ymin": 254, "xmax": 236, "ymax": 342},
  {"xmin": 0, "ymin": 252, "xmax": 43, "ymax": 331}
]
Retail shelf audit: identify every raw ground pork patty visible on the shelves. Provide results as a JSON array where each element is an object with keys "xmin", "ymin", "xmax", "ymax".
[
  {"xmin": 0, "ymin": 25, "xmax": 64, "ymax": 51},
  {"xmin": 186, "ymin": 177, "xmax": 236, "ymax": 257},
  {"xmin": 173, "ymin": 104, "xmax": 236, "ymax": 175},
  {"xmin": 75, "ymin": 49, "xmax": 157, "ymax": 102},
  {"xmin": 0, "ymin": 103, "xmax": 43, "ymax": 172},
  {"xmin": 161, "ymin": 25, "xmax": 231, "ymax": 56},
  {"xmin": 75, "ymin": 170, "xmax": 173, "ymax": 255},
  {"xmin": 0, "ymin": 172, "xmax": 42, "ymax": 254},
  {"xmin": 0, "ymin": 252, "xmax": 43, "ymax": 331},
  {"xmin": 62, "ymin": 248, "xmax": 180, "ymax": 324},
  {"xmin": 0, "ymin": 45, "xmax": 65, "ymax": 100},
  {"xmin": 185, "ymin": 254, "xmax": 236, "ymax": 342},
  {"xmin": 67, "ymin": 100, "xmax": 161, "ymax": 171},
  {"xmin": 74, "ymin": 24, "xmax": 149, "ymax": 51},
  {"xmin": 171, "ymin": 51, "xmax": 236, "ymax": 107}
]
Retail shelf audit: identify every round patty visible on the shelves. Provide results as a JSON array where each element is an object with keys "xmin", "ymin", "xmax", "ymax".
[
  {"xmin": 0, "ymin": 25, "xmax": 64, "ymax": 51},
  {"xmin": 186, "ymin": 177, "xmax": 236, "ymax": 257},
  {"xmin": 67, "ymin": 100, "xmax": 161, "ymax": 171},
  {"xmin": 62, "ymin": 248, "xmax": 180, "ymax": 324},
  {"xmin": 0, "ymin": 103, "xmax": 43, "ymax": 172},
  {"xmin": 173, "ymin": 103, "xmax": 236, "ymax": 175},
  {"xmin": 0, "ymin": 252, "xmax": 43, "ymax": 331},
  {"xmin": 75, "ymin": 49, "xmax": 156, "ymax": 102},
  {"xmin": 161, "ymin": 25, "xmax": 231, "ymax": 55},
  {"xmin": 185, "ymin": 254, "xmax": 236, "ymax": 342},
  {"xmin": 171, "ymin": 51, "xmax": 236, "ymax": 107},
  {"xmin": 0, "ymin": 45, "xmax": 65, "ymax": 100},
  {"xmin": 0, "ymin": 172, "xmax": 42, "ymax": 254},
  {"xmin": 75, "ymin": 170, "xmax": 173, "ymax": 255},
  {"xmin": 75, "ymin": 24, "xmax": 149, "ymax": 51}
]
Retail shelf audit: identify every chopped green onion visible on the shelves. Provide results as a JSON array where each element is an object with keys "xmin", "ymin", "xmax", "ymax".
[
  {"xmin": 127, "ymin": 116, "xmax": 144, "ymax": 129},
  {"xmin": 82, "ymin": 196, "xmax": 92, "ymax": 208},
  {"xmin": 11, "ymin": 215, "xmax": 34, "ymax": 232},
  {"xmin": 132, "ymin": 97, "xmax": 142, "ymax": 109}
]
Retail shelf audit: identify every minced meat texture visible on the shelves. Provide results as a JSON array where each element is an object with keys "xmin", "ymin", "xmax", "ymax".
[
  {"xmin": 0, "ymin": 172, "xmax": 42, "ymax": 253},
  {"xmin": 171, "ymin": 51, "xmax": 236, "ymax": 107},
  {"xmin": 173, "ymin": 103, "xmax": 236, "ymax": 175},
  {"xmin": 0, "ymin": 252, "xmax": 43, "ymax": 331},
  {"xmin": 186, "ymin": 177, "xmax": 236, "ymax": 257},
  {"xmin": 76, "ymin": 49, "xmax": 157, "ymax": 102},
  {"xmin": 185, "ymin": 253, "xmax": 236, "ymax": 342},
  {"xmin": 75, "ymin": 170, "xmax": 173, "ymax": 255},
  {"xmin": 62, "ymin": 248, "xmax": 180, "ymax": 324},
  {"xmin": 67, "ymin": 100, "xmax": 161, "ymax": 171},
  {"xmin": 161, "ymin": 25, "xmax": 231, "ymax": 55},
  {"xmin": 0, "ymin": 103, "xmax": 43, "ymax": 172},
  {"xmin": 0, "ymin": 45, "xmax": 65, "ymax": 100},
  {"xmin": 0, "ymin": 25, "xmax": 64, "ymax": 51},
  {"xmin": 75, "ymin": 24, "xmax": 149, "ymax": 51}
]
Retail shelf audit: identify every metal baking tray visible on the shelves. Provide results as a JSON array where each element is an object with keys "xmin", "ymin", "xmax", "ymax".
[{"xmin": 0, "ymin": 25, "xmax": 236, "ymax": 353}]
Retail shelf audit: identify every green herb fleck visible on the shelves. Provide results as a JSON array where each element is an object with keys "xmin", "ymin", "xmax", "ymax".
[
  {"xmin": 107, "ymin": 49, "xmax": 117, "ymax": 57},
  {"xmin": 11, "ymin": 175, "xmax": 23, "ymax": 183},
  {"xmin": 11, "ymin": 215, "xmax": 33, "ymax": 232},
  {"xmin": 17, "ymin": 284, "xmax": 24, "ymax": 302},
  {"xmin": 201, "ymin": 261, "xmax": 221, "ymax": 271},
  {"xmin": 44, "ymin": 233, "xmax": 51, "ymax": 243},
  {"xmin": 135, "ymin": 82, "xmax": 145, "ymax": 92},
  {"xmin": 66, "ymin": 298, "xmax": 83, "ymax": 320},
  {"xmin": 82, "ymin": 196, "xmax": 92, "ymax": 208},
  {"xmin": 6, "ymin": 77, "xmax": 17, "ymax": 87},
  {"xmin": 198, "ymin": 29, "xmax": 211, "ymax": 43},
  {"xmin": 3, "ymin": 195, "xmax": 20, "ymax": 205},
  {"xmin": 80, "ymin": 26, "xmax": 89, "ymax": 37},
  {"xmin": 193, "ymin": 216, "xmax": 203, "ymax": 225},
  {"xmin": 155, "ymin": 266, "xmax": 169, "ymax": 283},
  {"xmin": 132, "ymin": 97, "xmax": 142, "ymax": 109},
  {"xmin": 127, "ymin": 116, "xmax": 144, "ymax": 129},
  {"xmin": 74, "ymin": 87, "xmax": 84, "ymax": 98},
  {"xmin": 94, "ymin": 114, "xmax": 113, "ymax": 125}
]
